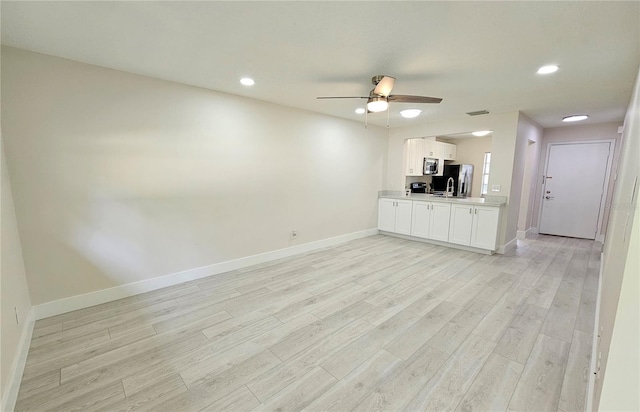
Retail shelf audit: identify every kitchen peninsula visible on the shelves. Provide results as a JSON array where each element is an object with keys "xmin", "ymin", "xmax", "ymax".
[{"xmin": 378, "ymin": 191, "xmax": 506, "ymax": 254}]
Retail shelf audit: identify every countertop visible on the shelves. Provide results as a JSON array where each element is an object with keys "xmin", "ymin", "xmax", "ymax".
[{"xmin": 378, "ymin": 191, "xmax": 507, "ymax": 206}]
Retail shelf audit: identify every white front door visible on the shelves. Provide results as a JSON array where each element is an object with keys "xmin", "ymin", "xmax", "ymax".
[{"xmin": 539, "ymin": 142, "xmax": 611, "ymax": 239}]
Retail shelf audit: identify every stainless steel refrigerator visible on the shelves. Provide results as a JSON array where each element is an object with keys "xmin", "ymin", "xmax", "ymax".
[{"xmin": 431, "ymin": 164, "xmax": 474, "ymax": 197}]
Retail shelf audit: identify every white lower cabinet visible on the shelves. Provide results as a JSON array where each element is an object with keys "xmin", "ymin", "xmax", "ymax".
[
  {"xmin": 449, "ymin": 204, "xmax": 474, "ymax": 245},
  {"xmin": 379, "ymin": 198, "xmax": 501, "ymax": 252},
  {"xmin": 449, "ymin": 204, "xmax": 501, "ymax": 250},
  {"xmin": 378, "ymin": 198, "xmax": 413, "ymax": 235},
  {"xmin": 411, "ymin": 201, "xmax": 451, "ymax": 242},
  {"xmin": 470, "ymin": 205, "xmax": 501, "ymax": 250}
]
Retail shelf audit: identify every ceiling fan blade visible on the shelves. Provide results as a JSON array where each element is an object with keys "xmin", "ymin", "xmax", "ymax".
[
  {"xmin": 316, "ymin": 96, "xmax": 368, "ymax": 99},
  {"xmin": 373, "ymin": 76, "xmax": 395, "ymax": 97},
  {"xmin": 388, "ymin": 94, "xmax": 443, "ymax": 104}
]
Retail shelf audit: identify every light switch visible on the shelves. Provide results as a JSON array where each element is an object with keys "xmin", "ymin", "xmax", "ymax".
[{"xmin": 491, "ymin": 185, "xmax": 501, "ymax": 192}]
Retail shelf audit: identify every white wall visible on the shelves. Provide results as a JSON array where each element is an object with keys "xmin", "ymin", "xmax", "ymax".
[
  {"xmin": 596, "ymin": 65, "xmax": 640, "ymax": 411},
  {"xmin": 510, "ymin": 113, "xmax": 543, "ymax": 240},
  {"xmin": 517, "ymin": 139, "xmax": 537, "ymax": 234},
  {"xmin": 1, "ymin": 140, "xmax": 33, "ymax": 410},
  {"xmin": 1, "ymin": 47, "xmax": 389, "ymax": 305},
  {"xmin": 440, "ymin": 136, "xmax": 492, "ymax": 198},
  {"xmin": 531, "ymin": 122, "xmax": 623, "ymax": 239}
]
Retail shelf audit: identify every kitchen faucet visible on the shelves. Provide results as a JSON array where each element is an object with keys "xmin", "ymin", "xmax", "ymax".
[{"xmin": 446, "ymin": 177, "xmax": 455, "ymax": 198}]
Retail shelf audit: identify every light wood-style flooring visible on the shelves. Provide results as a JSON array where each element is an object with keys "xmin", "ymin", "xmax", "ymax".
[{"xmin": 16, "ymin": 234, "xmax": 599, "ymax": 411}]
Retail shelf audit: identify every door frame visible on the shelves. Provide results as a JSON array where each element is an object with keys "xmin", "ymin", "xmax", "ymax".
[{"xmin": 537, "ymin": 139, "xmax": 616, "ymax": 241}]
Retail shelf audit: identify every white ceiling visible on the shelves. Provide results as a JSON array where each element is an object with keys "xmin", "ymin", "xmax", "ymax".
[{"xmin": 2, "ymin": 1, "xmax": 639, "ymax": 128}]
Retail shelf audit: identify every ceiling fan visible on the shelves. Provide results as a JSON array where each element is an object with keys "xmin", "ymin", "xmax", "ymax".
[{"xmin": 317, "ymin": 75, "xmax": 442, "ymax": 113}]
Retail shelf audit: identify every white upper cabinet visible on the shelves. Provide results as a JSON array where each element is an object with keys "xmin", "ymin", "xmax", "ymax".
[
  {"xmin": 440, "ymin": 142, "xmax": 457, "ymax": 161},
  {"xmin": 405, "ymin": 139, "xmax": 457, "ymax": 177},
  {"xmin": 424, "ymin": 141, "xmax": 439, "ymax": 158},
  {"xmin": 405, "ymin": 138, "xmax": 425, "ymax": 176}
]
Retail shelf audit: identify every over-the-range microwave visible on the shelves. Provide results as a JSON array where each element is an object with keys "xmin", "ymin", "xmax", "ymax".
[{"xmin": 423, "ymin": 157, "xmax": 439, "ymax": 175}]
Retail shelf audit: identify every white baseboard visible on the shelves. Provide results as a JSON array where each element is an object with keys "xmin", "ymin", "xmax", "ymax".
[
  {"xmin": 497, "ymin": 237, "xmax": 518, "ymax": 254},
  {"xmin": 516, "ymin": 227, "xmax": 535, "ymax": 240},
  {"xmin": 587, "ymin": 252, "xmax": 605, "ymax": 411},
  {"xmin": 379, "ymin": 231, "xmax": 494, "ymax": 255},
  {"xmin": 34, "ymin": 228, "xmax": 379, "ymax": 320},
  {"xmin": 1, "ymin": 308, "xmax": 35, "ymax": 412}
]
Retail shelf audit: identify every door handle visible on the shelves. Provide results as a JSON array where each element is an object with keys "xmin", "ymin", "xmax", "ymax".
[
  {"xmin": 545, "ymin": 196, "xmax": 554, "ymax": 200},
  {"xmin": 469, "ymin": 208, "xmax": 472, "ymax": 214}
]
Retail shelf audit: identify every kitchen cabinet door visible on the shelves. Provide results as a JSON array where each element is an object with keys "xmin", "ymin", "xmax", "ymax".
[
  {"xmin": 395, "ymin": 200, "xmax": 413, "ymax": 235},
  {"xmin": 405, "ymin": 139, "xmax": 424, "ymax": 176},
  {"xmin": 425, "ymin": 141, "xmax": 439, "ymax": 158},
  {"xmin": 471, "ymin": 206, "xmax": 500, "ymax": 250},
  {"xmin": 378, "ymin": 198, "xmax": 397, "ymax": 232},
  {"xmin": 411, "ymin": 201, "xmax": 430, "ymax": 239},
  {"xmin": 448, "ymin": 204, "xmax": 473, "ymax": 246},
  {"xmin": 404, "ymin": 139, "xmax": 414, "ymax": 175},
  {"xmin": 429, "ymin": 202, "xmax": 452, "ymax": 242},
  {"xmin": 442, "ymin": 143, "xmax": 457, "ymax": 160}
]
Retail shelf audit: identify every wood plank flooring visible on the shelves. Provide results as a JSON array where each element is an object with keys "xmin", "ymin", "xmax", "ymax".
[{"xmin": 16, "ymin": 234, "xmax": 599, "ymax": 411}]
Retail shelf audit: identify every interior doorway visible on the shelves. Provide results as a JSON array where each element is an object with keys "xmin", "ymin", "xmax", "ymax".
[{"xmin": 538, "ymin": 141, "xmax": 614, "ymax": 239}]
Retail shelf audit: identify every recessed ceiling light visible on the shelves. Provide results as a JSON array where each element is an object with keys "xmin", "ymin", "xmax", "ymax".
[
  {"xmin": 355, "ymin": 108, "xmax": 366, "ymax": 114},
  {"xmin": 562, "ymin": 115, "xmax": 588, "ymax": 122},
  {"xmin": 537, "ymin": 65, "xmax": 559, "ymax": 74},
  {"xmin": 472, "ymin": 130, "xmax": 492, "ymax": 137},
  {"xmin": 240, "ymin": 77, "xmax": 255, "ymax": 86},
  {"xmin": 400, "ymin": 109, "xmax": 422, "ymax": 119}
]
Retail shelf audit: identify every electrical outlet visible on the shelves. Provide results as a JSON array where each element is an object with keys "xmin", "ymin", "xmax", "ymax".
[
  {"xmin": 14, "ymin": 307, "xmax": 19, "ymax": 325},
  {"xmin": 290, "ymin": 230, "xmax": 297, "ymax": 240},
  {"xmin": 491, "ymin": 184, "xmax": 501, "ymax": 192}
]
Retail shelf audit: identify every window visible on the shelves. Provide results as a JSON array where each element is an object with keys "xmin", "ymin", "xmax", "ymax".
[{"xmin": 481, "ymin": 152, "xmax": 491, "ymax": 196}]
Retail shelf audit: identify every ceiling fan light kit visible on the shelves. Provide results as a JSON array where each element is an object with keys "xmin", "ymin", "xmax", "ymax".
[
  {"xmin": 317, "ymin": 75, "xmax": 442, "ymax": 124},
  {"xmin": 367, "ymin": 96, "xmax": 389, "ymax": 112}
]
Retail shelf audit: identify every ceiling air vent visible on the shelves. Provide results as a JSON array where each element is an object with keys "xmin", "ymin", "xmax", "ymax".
[{"xmin": 466, "ymin": 110, "xmax": 490, "ymax": 116}]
